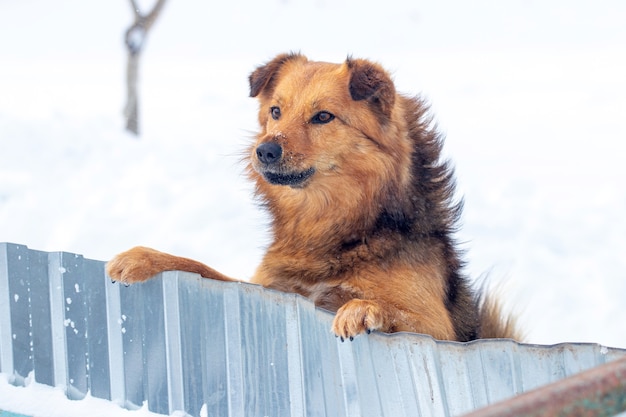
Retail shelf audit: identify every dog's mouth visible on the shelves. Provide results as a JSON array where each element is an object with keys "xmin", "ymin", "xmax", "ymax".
[{"xmin": 261, "ymin": 167, "xmax": 315, "ymax": 187}]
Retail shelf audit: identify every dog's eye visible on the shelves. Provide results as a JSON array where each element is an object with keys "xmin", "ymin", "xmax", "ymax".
[
  {"xmin": 270, "ymin": 106, "xmax": 281, "ymax": 120},
  {"xmin": 311, "ymin": 111, "xmax": 335, "ymax": 124}
]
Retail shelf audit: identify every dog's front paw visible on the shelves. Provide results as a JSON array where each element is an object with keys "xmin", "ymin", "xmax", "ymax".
[
  {"xmin": 331, "ymin": 299, "xmax": 387, "ymax": 341},
  {"xmin": 106, "ymin": 246, "xmax": 165, "ymax": 284}
]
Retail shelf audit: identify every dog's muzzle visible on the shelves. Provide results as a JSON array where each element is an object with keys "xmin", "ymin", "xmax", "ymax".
[{"xmin": 255, "ymin": 142, "xmax": 315, "ymax": 187}]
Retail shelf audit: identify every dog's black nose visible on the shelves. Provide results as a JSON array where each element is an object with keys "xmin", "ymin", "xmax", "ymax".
[{"xmin": 256, "ymin": 142, "xmax": 282, "ymax": 165}]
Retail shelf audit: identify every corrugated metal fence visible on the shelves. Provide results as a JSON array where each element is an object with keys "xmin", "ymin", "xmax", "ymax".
[{"xmin": 1, "ymin": 242, "xmax": 625, "ymax": 416}]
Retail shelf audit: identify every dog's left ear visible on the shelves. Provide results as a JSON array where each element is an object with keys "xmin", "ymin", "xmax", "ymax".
[
  {"xmin": 346, "ymin": 57, "xmax": 396, "ymax": 118},
  {"xmin": 249, "ymin": 53, "xmax": 305, "ymax": 98}
]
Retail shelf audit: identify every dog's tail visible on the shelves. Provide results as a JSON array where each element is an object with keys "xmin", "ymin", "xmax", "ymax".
[{"xmin": 477, "ymin": 293, "xmax": 523, "ymax": 340}]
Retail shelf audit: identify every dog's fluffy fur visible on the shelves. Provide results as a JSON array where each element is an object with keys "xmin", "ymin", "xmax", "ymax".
[{"xmin": 107, "ymin": 53, "xmax": 519, "ymax": 342}]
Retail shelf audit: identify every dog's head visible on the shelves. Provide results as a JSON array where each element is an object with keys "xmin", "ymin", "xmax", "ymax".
[{"xmin": 248, "ymin": 53, "xmax": 407, "ymax": 192}]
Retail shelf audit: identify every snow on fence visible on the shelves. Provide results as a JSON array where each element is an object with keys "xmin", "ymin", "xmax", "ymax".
[{"xmin": 1, "ymin": 242, "xmax": 625, "ymax": 417}]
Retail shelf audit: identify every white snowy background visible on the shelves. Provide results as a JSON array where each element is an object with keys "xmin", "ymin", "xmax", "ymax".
[{"xmin": 1, "ymin": 1, "xmax": 625, "ymax": 413}]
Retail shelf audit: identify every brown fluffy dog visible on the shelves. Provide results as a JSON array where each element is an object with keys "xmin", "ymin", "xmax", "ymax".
[{"xmin": 107, "ymin": 53, "xmax": 518, "ymax": 342}]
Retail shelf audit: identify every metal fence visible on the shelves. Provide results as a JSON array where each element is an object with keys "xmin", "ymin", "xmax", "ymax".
[{"xmin": 1, "ymin": 242, "xmax": 625, "ymax": 416}]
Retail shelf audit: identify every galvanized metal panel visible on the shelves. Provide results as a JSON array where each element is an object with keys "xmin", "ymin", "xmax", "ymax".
[
  {"xmin": 28, "ymin": 249, "xmax": 54, "ymax": 388},
  {"xmin": 0, "ymin": 242, "xmax": 625, "ymax": 417},
  {"xmin": 0, "ymin": 244, "xmax": 13, "ymax": 378},
  {"xmin": 83, "ymin": 257, "xmax": 110, "ymax": 400},
  {"xmin": 1, "ymin": 244, "xmax": 32, "ymax": 386}
]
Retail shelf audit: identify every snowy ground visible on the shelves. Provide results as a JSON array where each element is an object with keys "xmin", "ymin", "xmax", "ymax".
[
  {"xmin": 1, "ymin": 0, "xmax": 625, "ymax": 378},
  {"xmin": 0, "ymin": 373, "xmax": 181, "ymax": 417}
]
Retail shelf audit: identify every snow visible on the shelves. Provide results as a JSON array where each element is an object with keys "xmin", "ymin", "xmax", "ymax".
[
  {"xmin": 0, "ymin": 0, "xmax": 625, "ymax": 413},
  {"xmin": 0, "ymin": 373, "xmax": 186, "ymax": 417}
]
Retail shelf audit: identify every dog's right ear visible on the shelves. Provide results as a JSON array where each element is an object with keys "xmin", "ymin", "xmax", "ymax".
[
  {"xmin": 249, "ymin": 53, "xmax": 305, "ymax": 98},
  {"xmin": 346, "ymin": 57, "xmax": 396, "ymax": 119}
]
